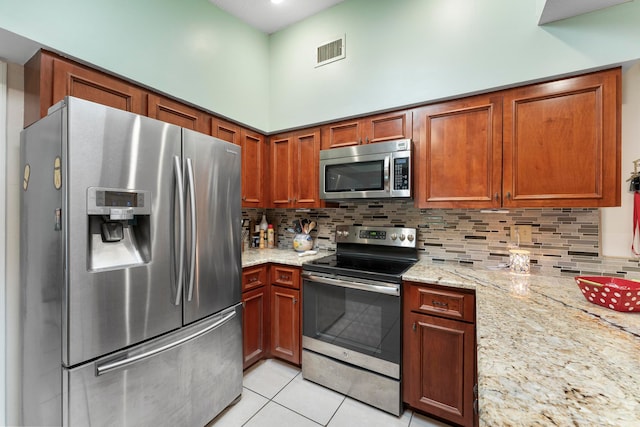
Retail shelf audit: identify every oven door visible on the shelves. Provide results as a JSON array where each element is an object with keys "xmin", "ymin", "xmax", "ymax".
[{"xmin": 302, "ymin": 272, "xmax": 401, "ymax": 379}]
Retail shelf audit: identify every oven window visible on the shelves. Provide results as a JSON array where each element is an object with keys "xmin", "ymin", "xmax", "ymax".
[
  {"xmin": 303, "ymin": 279, "xmax": 400, "ymax": 364},
  {"xmin": 324, "ymin": 160, "xmax": 384, "ymax": 192}
]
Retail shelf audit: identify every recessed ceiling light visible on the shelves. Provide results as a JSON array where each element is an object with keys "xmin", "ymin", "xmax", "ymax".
[{"xmin": 271, "ymin": 0, "xmax": 284, "ymax": 4}]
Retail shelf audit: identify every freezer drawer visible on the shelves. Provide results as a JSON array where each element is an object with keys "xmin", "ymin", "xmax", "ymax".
[{"xmin": 63, "ymin": 304, "xmax": 242, "ymax": 427}]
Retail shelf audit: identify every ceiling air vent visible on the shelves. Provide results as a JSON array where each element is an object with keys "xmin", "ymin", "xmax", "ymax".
[{"xmin": 316, "ymin": 35, "xmax": 345, "ymax": 68}]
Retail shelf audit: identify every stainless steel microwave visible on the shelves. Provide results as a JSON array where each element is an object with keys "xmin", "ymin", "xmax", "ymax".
[{"xmin": 319, "ymin": 139, "xmax": 412, "ymax": 200}]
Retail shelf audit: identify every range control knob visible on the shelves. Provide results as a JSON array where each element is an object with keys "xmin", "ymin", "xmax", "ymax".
[
  {"xmin": 343, "ymin": 231, "xmax": 349, "ymax": 237},
  {"xmin": 399, "ymin": 234, "xmax": 406, "ymax": 241},
  {"xmin": 336, "ymin": 230, "xmax": 343, "ymax": 237},
  {"xmin": 391, "ymin": 233, "xmax": 398, "ymax": 241},
  {"xmin": 407, "ymin": 234, "xmax": 415, "ymax": 242}
]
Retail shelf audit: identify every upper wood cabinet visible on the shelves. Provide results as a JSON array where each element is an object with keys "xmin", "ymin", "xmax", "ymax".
[
  {"xmin": 321, "ymin": 110, "xmax": 413, "ymax": 149},
  {"xmin": 414, "ymin": 68, "xmax": 621, "ymax": 209},
  {"xmin": 414, "ymin": 94, "xmax": 503, "ymax": 209},
  {"xmin": 502, "ymin": 68, "xmax": 621, "ymax": 208},
  {"xmin": 212, "ymin": 118, "xmax": 241, "ymax": 145},
  {"xmin": 212, "ymin": 118, "xmax": 267, "ymax": 207},
  {"xmin": 270, "ymin": 128, "xmax": 323, "ymax": 208},
  {"xmin": 147, "ymin": 94, "xmax": 210, "ymax": 134},
  {"xmin": 24, "ymin": 50, "xmax": 145, "ymax": 126},
  {"xmin": 241, "ymin": 129, "xmax": 268, "ymax": 208}
]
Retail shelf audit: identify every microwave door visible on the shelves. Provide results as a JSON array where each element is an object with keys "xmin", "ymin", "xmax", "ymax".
[{"xmin": 323, "ymin": 156, "xmax": 389, "ymax": 198}]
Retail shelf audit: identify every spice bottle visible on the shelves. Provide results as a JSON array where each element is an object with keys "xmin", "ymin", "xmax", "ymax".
[
  {"xmin": 259, "ymin": 229, "xmax": 265, "ymax": 249},
  {"xmin": 267, "ymin": 224, "xmax": 275, "ymax": 249}
]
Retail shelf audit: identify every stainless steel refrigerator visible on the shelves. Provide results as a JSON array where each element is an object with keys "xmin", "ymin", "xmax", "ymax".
[{"xmin": 19, "ymin": 96, "xmax": 243, "ymax": 426}]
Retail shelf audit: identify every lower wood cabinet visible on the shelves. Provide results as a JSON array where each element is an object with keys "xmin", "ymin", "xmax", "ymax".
[
  {"xmin": 242, "ymin": 264, "xmax": 301, "ymax": 368},
  {"xmin": 403, "ymin": 281, "xmax": 477, "ymax": 427},
  {"xmin": 242, "ymin": 286, "xmax": 269, "ymax": 369},
  {"xmin": 270, "ymin": 285, "xmax": 300, "ymax": 365},
  {"xmin": 242, "ymin": 266, "xmax": 269, "ymax": 369}
]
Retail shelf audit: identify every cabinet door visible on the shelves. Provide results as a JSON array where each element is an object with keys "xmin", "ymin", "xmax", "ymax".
[
  {"xmin": 52, "ymin": 58, "xmax": 144, "ymax": 115},
  {"xmin": 293, "ymin": 129, "xmax": 322, "ymax": 208},
  {"xmin": 241, "ymin": 130, "xmax": 266, "ymax": 208},
  {"xmin": 321, "ymin": 120, "xmax": 362, "ymax": 149},
  {"xmin": 415, "ymin": 95, "xmax": 502, "ymax": 209},
  {"xmin": 503, "ymin": 68, "xmax": 621, "ymax": 207},
  {"xmin": 403, "ymin": 311, "xmax": 475, "ymax": 427},
  {"xmin": 147, "ymin": 94, "xmax": 210, "ymax": 134},
  {"xmin": 242, "ymin": 286, "xmax": 269, "ymax": 369},
  {"xmin": 270, "ymin": 286, "xmax": 300, "ymax": 365},
  {"xmin": 270, "ymin": 135, "xmax": 295, "ymax": 208},
  {"xmin": 365, "ymin": 110, "xmax": 413, "ymax": 144},
  {"xmin": 212, "ymin": 118, "xmax": 241, "ymax": 145}
]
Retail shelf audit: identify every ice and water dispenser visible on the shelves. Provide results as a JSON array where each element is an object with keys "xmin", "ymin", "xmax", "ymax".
[{"xmin": 87, "ymin": 187, "xmax": 152, "ymax": 271}]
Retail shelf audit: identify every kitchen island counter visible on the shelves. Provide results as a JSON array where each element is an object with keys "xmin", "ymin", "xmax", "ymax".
[{"xmin": 403, "ymin": 260, "xmax": 640, "ymax": 426}]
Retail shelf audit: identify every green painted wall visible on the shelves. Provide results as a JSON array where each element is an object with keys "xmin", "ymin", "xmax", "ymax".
[
  {"xmin": 268, "ymin": 0, "xmax": 640, "ymax": 131},
  {"xmin": 2, "ymin": 0, "xmax": 640, "ymax": 132},
  {"xmin": 0, "ymin": 0, "xmax": 270, "ymax": 130}
]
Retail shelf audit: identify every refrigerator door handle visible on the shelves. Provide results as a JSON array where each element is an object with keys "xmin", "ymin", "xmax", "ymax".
[
  {"xmin": 186, "ymin": 157, "xmax": 197, "ymax": 302},
  {"xmin": 174, "ymin": 155, "xmax": 186, "ymax": 306},
  {"xmin": 95, "ymin": 306, "xmax": 237, "ymax": 376}
]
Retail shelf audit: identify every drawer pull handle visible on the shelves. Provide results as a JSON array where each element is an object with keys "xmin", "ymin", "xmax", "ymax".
[{"xmin": 432, "ymin": 300, "xmax": 448, "ymax": 308}]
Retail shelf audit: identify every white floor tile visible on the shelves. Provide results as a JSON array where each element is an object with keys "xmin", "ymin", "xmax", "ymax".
[
  {"xmin": 273, "ymin": 374, "xmax": 345, "ymax": 425},
  {"xmin": 242, "ymin": 359, "xmax": 301, "ymax": 399},
  {"xmin": 207, "ymin": 388, "xmax": 268, "ymax": 427},
  {"xmin": 409, "ymin": 411, "xmax": 453, "ymax": 427},
  {"xmin": 328, "ymin": 397, "xmax": 412, "ymax": 427},
  {"xmin": 244, "ymin": 401, "xmax": 322, "ymax": 427}
]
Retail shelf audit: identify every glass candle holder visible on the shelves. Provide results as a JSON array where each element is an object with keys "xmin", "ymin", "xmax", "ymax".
[{"xmin": 509, "ymin": 249, "xmax": 530, "ymax": 274}]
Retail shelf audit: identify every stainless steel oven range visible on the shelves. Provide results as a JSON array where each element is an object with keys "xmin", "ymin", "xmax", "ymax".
[{"xmin": 301, "ymin": 225, "xmax": 418, "ymax": 416}]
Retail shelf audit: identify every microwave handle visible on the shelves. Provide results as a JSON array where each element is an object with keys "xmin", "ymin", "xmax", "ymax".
[{"xmin": 384, "ymin": 156, "xmax": 390, "ymax": 192}]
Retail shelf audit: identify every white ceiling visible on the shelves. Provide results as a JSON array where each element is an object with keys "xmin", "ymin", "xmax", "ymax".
[
  {"xmin": 539, "ymin": 0, "xmax": 632, "ymax": 24},
  {"xmin": 209, "ymin": 0, "xmax": 345, "ymax": 34}
]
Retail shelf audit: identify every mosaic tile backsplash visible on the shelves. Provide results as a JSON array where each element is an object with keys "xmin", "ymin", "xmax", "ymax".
[{"xmin": 243, "ymin": 201, "xmax": 640, "ymax": 278}]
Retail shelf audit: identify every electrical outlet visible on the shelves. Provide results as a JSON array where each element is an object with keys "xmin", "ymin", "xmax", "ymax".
[{"xmin": 510, "ymin": 225, "xmax": 532, "ymax": 243}]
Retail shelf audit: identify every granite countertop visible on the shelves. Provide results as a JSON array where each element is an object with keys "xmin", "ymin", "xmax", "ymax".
[
  {"xmin": 242, "ymin": 250, "xmax": 640, "ymax": 425},
  {"xmin": 242, "ymin": 248, "xmax": 329, "ymax": 268},
  {"xmin": 404, "ymin": 260, "xmax": 640, "ymax": 426}
]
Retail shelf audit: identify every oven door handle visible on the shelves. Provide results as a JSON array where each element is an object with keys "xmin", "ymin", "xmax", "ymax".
[{"xmin": 302, "ymin": 272, "xmax": 400, "ymax": 296}]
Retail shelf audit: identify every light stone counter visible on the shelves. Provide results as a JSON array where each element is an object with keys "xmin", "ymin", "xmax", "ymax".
[
  {"xmin": 241, "ymin": 248, "xmax": 330, "ymax": 268},
  {"xmin": 404, "ymin": 260, "xmax": 640, "ymax": 426}
]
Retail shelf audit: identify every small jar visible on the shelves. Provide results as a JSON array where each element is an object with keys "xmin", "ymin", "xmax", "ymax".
[
  {"xmin": 509, "ymin": 249, "xmax": 530, "ymax": 274},
  {"xmin": 267, "ymin": 224, "xmax": 275, "ymax": 249}
]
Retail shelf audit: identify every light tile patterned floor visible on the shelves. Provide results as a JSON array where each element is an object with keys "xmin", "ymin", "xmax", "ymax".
[{"xmin": 209, "ymin": 359, "xmax": 452, "ymax": 427}]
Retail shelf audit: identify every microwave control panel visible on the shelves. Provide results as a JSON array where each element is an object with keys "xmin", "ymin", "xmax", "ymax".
[{"xmin": 393, "ymin": 157, "xmax": 410, "ymax": 190}]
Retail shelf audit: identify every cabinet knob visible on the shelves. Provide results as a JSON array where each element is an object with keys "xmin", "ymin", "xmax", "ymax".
[
  {"xmin": 358, "ymin": 138, "xmax": 362, "ymax": 145},
  {"xmin": 365, "ymin": 137, "xmax": 369, "ymax": 144},
  {"xmin": 293, "ymin": 297, "xmax": 298, "ymax": 305},
  {"xmin": 494, "ymin": 192, "xmax": 499, "ymax": 201},
  {"xmin": 507, "ymin": 192, "xmax": 512, "ymax": 200},
  {"xmin": 412, "ymin": 322, "xmax": 417, "ymax": 331}
]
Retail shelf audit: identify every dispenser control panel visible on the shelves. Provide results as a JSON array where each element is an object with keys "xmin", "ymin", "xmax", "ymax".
[{"xmin": 87, "ymin": 187, "xmax": 152, "ymax": 217}]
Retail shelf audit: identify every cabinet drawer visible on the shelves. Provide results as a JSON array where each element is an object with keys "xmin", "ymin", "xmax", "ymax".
[
  {"xmin": 242, "ymin": 266, "xmax": 267, "ymax": 292},
  {"xmin": 270, "ymin": 265, "xmax": 300, "ymax": 289},
  {"xmin": 405, "ymin": 282, "xmax": 475, "ymax": 322}
]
